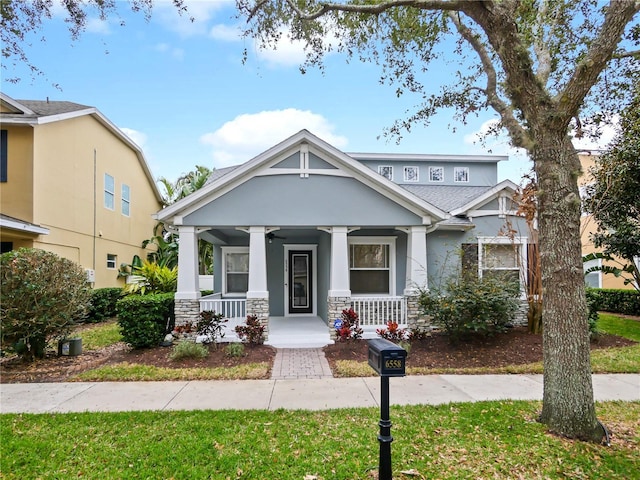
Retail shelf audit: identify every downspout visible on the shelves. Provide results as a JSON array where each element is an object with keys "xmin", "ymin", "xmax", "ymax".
[{"xmin": 92, "ymin": 149, "xmax": 97, "ymax": 274}]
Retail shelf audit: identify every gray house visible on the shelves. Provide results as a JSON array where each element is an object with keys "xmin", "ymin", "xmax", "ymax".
[{"xmin": 156, "ymin": 130, "xmax": 529, "ymax": 347}]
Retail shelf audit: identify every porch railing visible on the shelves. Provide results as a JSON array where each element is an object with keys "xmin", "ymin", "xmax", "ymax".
[
  {"xmin": 351, "ymin": 296, "xmax": 406, "ymax": 327},
  {"xmin": 200, "ymin": 293, "xmax": 246, "ymax": 320}
]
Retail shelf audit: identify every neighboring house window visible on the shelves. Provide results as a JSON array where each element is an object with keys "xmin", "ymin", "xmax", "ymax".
[
  {"xmin": 121, "ymin": 184, "xmax": 130, "ymax": 216},
  {"xmin": 1, "ymin": 242, "xmax": 13, "ymax": 254},
  {"xmin": 349, "ymin": 237, "xmax": 396, "ymax": 295},
  {"xmin": 222, "ymin": 247, "xmax": 249, "ymax": 296},
  {"xmin": 454, "ymin": 167, "xmax": 469, "ymax": 183},
  {"xmin": 583, "ymin": 257, "xmax": 602, "ymax": 288},
  {"xmin": 429, "ymin": 166, "xmax": 444, "ymax": 182},
  {"xmin": 378, "ymin": 165, "xmax": 393, "ymax": 181},
  {"xmin": 0, "ymin": 130, "xmax": 7, "ymax": 182},
  {"xmin": 107, "ymin": 254, "xmax": 117, "ymax": 269},
  {"xmin": 403, "ymin": 166, "xmax": 419, "ymax": 182},
  {"xmin": 104, "ymin": 173, "xmax": 115, "ymax": 210}
]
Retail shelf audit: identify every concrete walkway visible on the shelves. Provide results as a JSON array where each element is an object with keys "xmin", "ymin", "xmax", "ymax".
[{"xmin": 1, "ymin": 374, "xmax": 638, "ymax": 414}]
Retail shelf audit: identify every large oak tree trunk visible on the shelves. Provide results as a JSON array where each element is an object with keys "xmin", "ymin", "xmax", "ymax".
[{"xmin": 533, "ymin": 129, "xmax": 604, "ymax": 442}]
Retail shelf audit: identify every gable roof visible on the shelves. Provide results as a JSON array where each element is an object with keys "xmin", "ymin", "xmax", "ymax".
[
  {"xmin": 0, "ymin": 93, "xmax": 163, "ymax": 203},
  {"xmin": 157, "ymin": 129, "xmax": 448, "ymax": 225}
]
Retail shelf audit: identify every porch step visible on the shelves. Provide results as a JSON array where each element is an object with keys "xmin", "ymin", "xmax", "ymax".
[{"xmin": 266, "ymin": 334, "xmax": 333, "ymax": 349}]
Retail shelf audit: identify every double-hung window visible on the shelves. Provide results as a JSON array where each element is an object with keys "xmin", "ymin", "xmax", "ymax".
[
  {"xmin": 348, "ymin": 237, "xmax": 396, "ymax": 295},
  {"xmin": 121, "ymin": 184, "xmax": 130, "ymax": 216},
  {"xmin": 222, "ymin": 247, "xmax": 249, "ymax": 296},
  {"xmin": 477, "ymin": 236, "xmax": 527, "ymax": 297},
  {"xmin": 104, "ymin": 173, "xmax": 115, "ymax": 210}
]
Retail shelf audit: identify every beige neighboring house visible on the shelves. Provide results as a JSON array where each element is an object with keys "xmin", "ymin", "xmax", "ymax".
[
  {"xmin": 0, "ymin": 93, "xmax": 163, "ymax": 288},
  {"xmin": 579, "ymin": 152, "xmax": 631, "ymax": 290}
]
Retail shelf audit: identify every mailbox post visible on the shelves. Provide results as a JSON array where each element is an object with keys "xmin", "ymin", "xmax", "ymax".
[{"xmin": 367, "ymin": 338, "xmax": 406, "ymax": 480}]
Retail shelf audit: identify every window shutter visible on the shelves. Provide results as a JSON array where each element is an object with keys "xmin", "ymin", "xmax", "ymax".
[{"xmin": 461, "ymin": 243, "xmax": 478, "ymax": 279}]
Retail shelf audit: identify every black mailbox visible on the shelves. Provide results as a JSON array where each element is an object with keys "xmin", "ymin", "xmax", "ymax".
[{"xmin": 368, "ymin": 338, "xmax": 406, "ymax": 377}]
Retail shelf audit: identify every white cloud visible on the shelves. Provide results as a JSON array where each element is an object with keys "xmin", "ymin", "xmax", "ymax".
[
  {"xmin": 154, "ymin": 43, "xmax": 185, "ymax": 60},
  {"xmin": 200, "ymin": 109, "xmax": 348, "ymax": 168},
  {"xmin": 154, "ymin": 0, "xmax": 233, "ymax": 37},
  {"xmin": 121, "ymin": 128, "xmax": 148, "ymax": 149},
  {"xmin": 85, "ymin": 17, "xmax": 111, "ymax": 35},
  {"xmin": 209, "ymin": 23, "xmax": 242, "ymax": 42},
  {"xmin": 571, "ymin": 116, "xmax": 619, "ymax": 151}
]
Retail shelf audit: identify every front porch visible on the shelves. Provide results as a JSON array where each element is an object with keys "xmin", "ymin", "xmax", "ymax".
[{"xmin": 198, "ymin": 294, "xmax": 414, "ymax": 347}]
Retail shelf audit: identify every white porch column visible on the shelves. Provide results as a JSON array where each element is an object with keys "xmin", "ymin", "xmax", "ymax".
[
  {"xmin": 175, "ymin": 225, "xmax": 200, "ymax": 300},
  {"xmin": 329, "ymin": 226, "xmax": 351, "ymax": 297},
  {"xmin": 405, "ymin": 225, "xmax": 428, "ymax": 295},
  {"xmin": 247, "ymin": 226, "xmax": 268, "ymax": 299}
]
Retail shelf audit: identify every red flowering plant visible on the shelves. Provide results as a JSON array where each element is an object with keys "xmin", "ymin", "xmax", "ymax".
[
  {"xmin": 376, "ymin": 321, "xmax": 408, "ymax": 342},
  {"xmin": 334, "ymin": 308, "xmax": 363, "ymax": 342}
]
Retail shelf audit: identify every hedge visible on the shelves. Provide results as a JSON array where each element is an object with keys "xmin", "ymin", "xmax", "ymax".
[
  {"xmin": 116, "ymin": 293, "xmax": 175, "ymax": 348},
  {"xmin": 87, "ymin": 288, "xmax": 123, "ymax": 322},
  {"xmin": 586, "ymin": 288, "xmax": 640, "ymax": 316}
]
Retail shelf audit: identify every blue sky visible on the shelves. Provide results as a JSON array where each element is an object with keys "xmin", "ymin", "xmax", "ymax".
[{"xmin": 2, "ymin": 0, "xmax": 611, "ymax": 185}]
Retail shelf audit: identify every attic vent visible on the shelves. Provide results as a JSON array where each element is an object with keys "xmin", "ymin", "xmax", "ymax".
[{"xmin": 299, "ymin": 143, "xmax": 309, "ymax": 178}]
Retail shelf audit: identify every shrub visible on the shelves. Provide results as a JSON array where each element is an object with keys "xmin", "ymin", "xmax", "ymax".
[
  {"xmin": 87, "ymin": 288, "xmax": 122, "ymax": 322},
  {"xmin": 419, "ymin": 275, "xmax": 520, "ymax": 343},
  {"xmin": 123, "ymin": 260, "xmax": 177, "ymax": 295},
  {"xmin": 117, "ymin": 293, "xmax": 174, "ymax": 349},
  {"xmin": 225, "ymin": 342, "xmax": 245, "ymax": 358},
  {"xmin": 334, "ymin": 308, "xmax": 363, "ymax": 342},
  {"xmin": 1, "ymin": 248, "xmax": 91, "ymax": 360},
  {"xmin": 586, "ymin": 288, "xmax": 640, "ymax": 316},
  {"xmin": 376, "ymin": 321, "xmax": 408, "ymax": 342},
  {"xmin": 235, "ymin": 315, "xmax": 265, "ymax": 345},
  {"xmin": 197, "ymin": 310, "xmax": 228, "ymax": 345},
  {"xmin": 169, "ymin": 340, "xmax": 208, "ymax": 361}
]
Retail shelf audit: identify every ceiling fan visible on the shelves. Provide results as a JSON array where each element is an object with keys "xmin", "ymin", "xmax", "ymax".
[{"xmin": 266, "ymin": 232, "xmax": 286, "ymax": 243}]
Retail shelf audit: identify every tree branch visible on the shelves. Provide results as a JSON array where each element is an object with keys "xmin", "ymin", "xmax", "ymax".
[
  {"xmin": 533, "ymin": 0, "xmax": 556, "ymax": 85},
  {"xmin": 555, "ymin": 0, "xmax": 640, "ymax": 117},
  {"xmin": 282, "ymin": 0, "xmax": 466, "ymax": 21},
  {"xmin": 448, "ymin": 11, "xmax": 531, "ymax": 149},
  {"xmin": 612, "ymin": 48, "xmax": 640, "ymax": 59}
]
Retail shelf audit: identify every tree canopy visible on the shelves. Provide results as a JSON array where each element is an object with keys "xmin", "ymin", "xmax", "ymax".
[{"xmin": 236, "ymin": 0, "xmax": 640, "ymax": 443}]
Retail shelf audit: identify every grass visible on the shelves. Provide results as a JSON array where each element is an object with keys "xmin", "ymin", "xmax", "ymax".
[
  {"xmin": 74, "ymin": 362, "xmax": 270, "ymax": 381},
  {"xmin": 333, "ymin": 313, "xmax": 640, "ymax": 377},
  {"xmin": 75, "ymin": 321, "xmax": 122, "ymax": 351},
  {"xmin": 1, "ymin": 401, "xmax": 638, "ymax": 479}
]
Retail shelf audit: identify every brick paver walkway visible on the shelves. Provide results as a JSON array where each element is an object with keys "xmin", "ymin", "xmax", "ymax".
[{"xmin": 270, "ymin": 348, "xmax": 333, "ymax": 379}]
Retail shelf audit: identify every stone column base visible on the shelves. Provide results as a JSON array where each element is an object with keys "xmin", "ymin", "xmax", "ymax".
[
  {"xmin": 405, "ymin": 294, "xmax": 432, "ymax": 333},
  {"xmin": 327, "ymin": 296, "xmax": 352, "ymax": 340},
  {"xmin": 246, "ymin": 297, "xmax": 270, "ymax": 340},
  {"xmin": 175, "ymin": 299, "xmax": 200, "ymax": 327}
]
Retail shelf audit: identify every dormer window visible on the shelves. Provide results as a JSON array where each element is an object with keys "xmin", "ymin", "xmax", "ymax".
[
  {"xmin": 454, "ymin": 167, "xmax": 469, "ymax": 183},
  {"xmin": 429, "ymin": 166, "xmax": 444, "ymax": 182},
  {"xmin": 404, "ymin": 166, "xmax": 419, "ymax": 182},
  {"xmin": 378, "ymin": 166, "xmax": 393, "ymax": 181}
]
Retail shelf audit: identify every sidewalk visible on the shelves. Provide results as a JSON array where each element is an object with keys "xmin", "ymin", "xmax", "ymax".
[{"xmin": 1, "ymin": 374, "xmax": 638, "ymax": 414}]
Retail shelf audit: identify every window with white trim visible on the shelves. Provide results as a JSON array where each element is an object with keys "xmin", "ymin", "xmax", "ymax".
[
  {"xmin": 477, "ymin": 236, "xmax": 527, "ymax": 297},
  {"xmin": 404, "ymin": 166, "xmax": 419, "ymax": 182},
  {"xmin": 121, "ymin": 184, "xmax": 130, "ymax": 216},
  {"xmin": 378, "ymin": 165, "xmax": 393, "ymax": 181},
  {"xmin": 222, "ymin": 247, "xmax": 249, "ymax": 296},
  {"xmin": 104, "ymin": 173, "xmax": 115, "ymax": 210},
  {"xmin": 454, "ymin": 167, "xmax": 469, "ymax": 183},
  {"xmin": 107, "ymin": 254, "xmax": 117, "ymax": 269},
  {"xmin": 348, "ymin": 237, "xmax": 396, "ymax": 295},
  {"xmin": 583, "ymin": 256, "xmax": 602, "ymax": 288},
  {"xmin": 429, "ymin": 166, "xmax": 444, "ymax": 182}
]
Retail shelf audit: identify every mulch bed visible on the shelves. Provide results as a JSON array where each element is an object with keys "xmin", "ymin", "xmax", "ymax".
[{"xmin": 1, "ymin": 327, "xmax": 635, "ymax": 383}]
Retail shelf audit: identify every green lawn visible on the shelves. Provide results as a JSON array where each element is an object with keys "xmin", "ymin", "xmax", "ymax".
[{"xmin": 2, "ymin": 401, "xmax": 638, "ymax": 479}]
